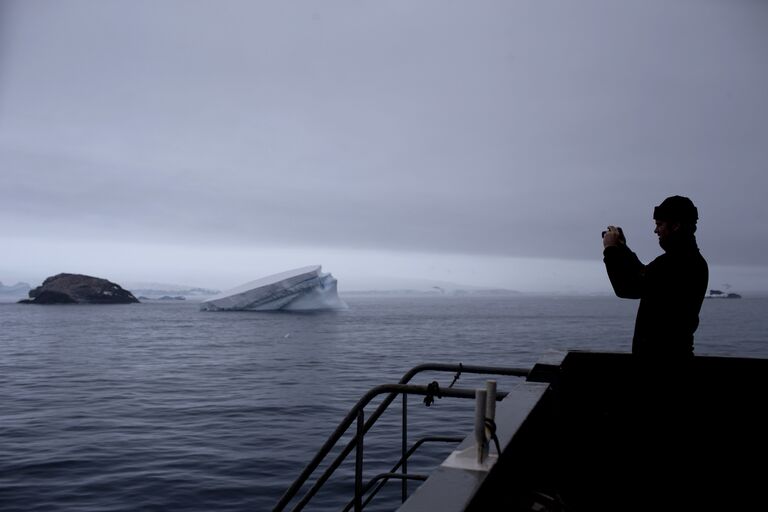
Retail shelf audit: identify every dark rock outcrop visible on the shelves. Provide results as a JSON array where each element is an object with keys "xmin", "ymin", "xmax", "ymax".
[{"xmin": 19, "ymin": 273, "xmax": 140, "ymax": 305}]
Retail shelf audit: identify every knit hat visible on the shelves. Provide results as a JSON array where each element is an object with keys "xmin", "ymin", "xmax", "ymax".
[{"xmin": 653, "ymin": 195, "xmax": 698, "ymax": 224}]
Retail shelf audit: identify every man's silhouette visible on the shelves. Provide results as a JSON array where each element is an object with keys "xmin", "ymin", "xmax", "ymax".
[
  {"xmin": 596, "ymin": 196, "xmax": 710, "ymax": 510},
  {"xmin": 603, "ymin": 195, "xmax": 708, "ymax": 360}
]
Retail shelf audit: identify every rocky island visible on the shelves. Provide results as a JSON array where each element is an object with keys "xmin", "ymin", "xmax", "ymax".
[{"xmin": 19, "ymin": 273, "xmax": 140, "ymax": 304}]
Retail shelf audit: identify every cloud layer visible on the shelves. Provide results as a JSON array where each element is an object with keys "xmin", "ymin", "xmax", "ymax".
[{"xmin": 1, "ymin": 1, "xmax": 767, "ymax": 289}]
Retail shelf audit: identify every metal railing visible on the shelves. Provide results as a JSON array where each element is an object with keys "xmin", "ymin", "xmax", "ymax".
[
  {"xmin": 273, "ymin": 363, "xmax": 530, "ymax": 512},
  {"xmin": 341, "ymin": 435, "xmax": 463, "ymax": 512}
]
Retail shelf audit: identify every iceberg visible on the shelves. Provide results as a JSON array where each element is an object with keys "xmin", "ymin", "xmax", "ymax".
[{"xmin": 200, "ymin": 265, "xmax": 347, "ymax": 311}]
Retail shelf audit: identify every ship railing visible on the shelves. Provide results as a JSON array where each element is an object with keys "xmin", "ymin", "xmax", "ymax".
[
  {"xmin": 273, "ymin": 363, "xmax": 531, "ymax": 512},
  {"xmin": 340, "ymin": 435, "xmax": 463, "ymax": 512}
]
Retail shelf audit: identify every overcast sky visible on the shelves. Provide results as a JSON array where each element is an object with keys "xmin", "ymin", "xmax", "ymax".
[{"xmin": 1, "ymin": 0, "xmax": 767, "ymax": 293}]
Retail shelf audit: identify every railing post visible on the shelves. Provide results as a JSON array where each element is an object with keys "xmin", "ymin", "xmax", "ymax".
[
  {"xmin": 401, "ymin": 392, "xmax": 408, "ymax": 502},
  {"xmin": 474, "ymin": 389, "xmax": 488, "ymax": 464},
  {"xmin": 355, "ymin": 409, "xmax": 364, "ymax": 512},
  {"xmin": 485, "ymin": 380, "xmax": 497, "ymax": 422}
]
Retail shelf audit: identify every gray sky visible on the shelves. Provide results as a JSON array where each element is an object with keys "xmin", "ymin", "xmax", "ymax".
[{"xmin": 1, "ymin": 0, "xmax": 767, "ymax": 292}]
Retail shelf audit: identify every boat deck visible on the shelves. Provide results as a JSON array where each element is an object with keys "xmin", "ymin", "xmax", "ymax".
[{"xmin": 398, "ymin": 351, "xmax": 768, "ymax": 511}]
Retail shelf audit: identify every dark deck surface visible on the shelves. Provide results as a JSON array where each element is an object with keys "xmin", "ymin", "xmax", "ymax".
[{"xmin": 400, "ymin": 351, "xmax": 768, "ymax": 511}]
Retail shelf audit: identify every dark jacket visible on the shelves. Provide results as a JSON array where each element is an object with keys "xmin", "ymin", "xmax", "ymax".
[{"xmin": 603, "ymin": 237, "xmax": 708, "ymax": 359}]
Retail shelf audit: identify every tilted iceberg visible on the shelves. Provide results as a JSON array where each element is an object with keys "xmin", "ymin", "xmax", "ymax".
[{"xmin": 200, "ymin": 265, "xmax": 347, "ymax": 311}]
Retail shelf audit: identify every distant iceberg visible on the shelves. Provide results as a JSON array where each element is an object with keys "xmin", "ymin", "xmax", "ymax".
[
  {"xmin": 705, "ymin": 289, "xmax": 742, "ymax": 299},
  {"xmin": 200, "ymin": 266, "xmax": 348, "ymax": 311}
]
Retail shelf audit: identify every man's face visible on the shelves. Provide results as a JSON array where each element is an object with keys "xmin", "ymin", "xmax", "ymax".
[{"xmin": 654, "ymin": 220, "xmax": 679, "ymax": 247}]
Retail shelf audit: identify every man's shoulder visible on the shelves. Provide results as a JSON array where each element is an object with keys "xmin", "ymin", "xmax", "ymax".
[
  {"xmin": 650, "ymin": 249, "xmax": 707, "ymax": 276},
  {"xmin": 647, "ymin": 251, "xmax": 669, "ymax": 266}
]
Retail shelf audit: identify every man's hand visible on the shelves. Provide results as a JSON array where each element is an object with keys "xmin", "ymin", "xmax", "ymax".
[{"xmin": 602, "ymin": 225, "xmax": 625, "ymax": 248}]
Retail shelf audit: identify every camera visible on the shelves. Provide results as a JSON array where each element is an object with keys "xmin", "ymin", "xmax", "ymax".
[{"xmin": 602, "ymin": 227, "xmax": 625, "ymax": 242}]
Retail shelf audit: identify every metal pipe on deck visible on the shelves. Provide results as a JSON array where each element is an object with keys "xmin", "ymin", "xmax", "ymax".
[{"xmin": 474, "ymin": 389, "xmax": 488, "ymax": 464}]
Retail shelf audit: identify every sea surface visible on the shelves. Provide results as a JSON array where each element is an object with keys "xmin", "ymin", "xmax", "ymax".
[{"xmin": 2, "ymin": 295, "xmax": 767, "ymax": 511}]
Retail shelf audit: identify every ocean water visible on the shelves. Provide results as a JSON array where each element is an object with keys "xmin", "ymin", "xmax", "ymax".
[{"xmin": 1, "ymin": 295, "xmax": 766, "ymax": 511}]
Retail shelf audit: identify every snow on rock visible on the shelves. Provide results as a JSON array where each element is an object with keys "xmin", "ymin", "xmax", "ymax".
[{"xmin": 200, "ymin": 265, "xmax": 347, "ymax": 311}]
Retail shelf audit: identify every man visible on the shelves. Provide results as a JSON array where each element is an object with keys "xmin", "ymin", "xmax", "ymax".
[
  {"xmin": 599, "ymin": 197, "xmax": 710, "ymax": 511},
  {"xmin": 603, "ymin": 195, "xmax": 709, "ymax": 360}
]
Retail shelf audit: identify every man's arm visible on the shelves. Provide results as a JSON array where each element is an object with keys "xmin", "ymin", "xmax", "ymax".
[{"xmin": 602, "ymin": 226, "xmax": 645, "ymax": 299}]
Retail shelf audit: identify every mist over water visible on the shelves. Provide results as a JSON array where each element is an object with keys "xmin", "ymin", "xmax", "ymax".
[{"xmin": 1, "ymin": 296, "xmax": 766, "ymax": 511}]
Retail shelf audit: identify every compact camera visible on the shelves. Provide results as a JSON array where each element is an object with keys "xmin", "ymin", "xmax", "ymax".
[{"xmin": 602, "ymin": 227, "xmax": 625, "ymax": 241}]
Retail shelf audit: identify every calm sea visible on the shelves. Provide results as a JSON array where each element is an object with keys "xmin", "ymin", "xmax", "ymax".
[{"xmin": 2, "ymin": 296, "xmax": 766, "ymax": 511}]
